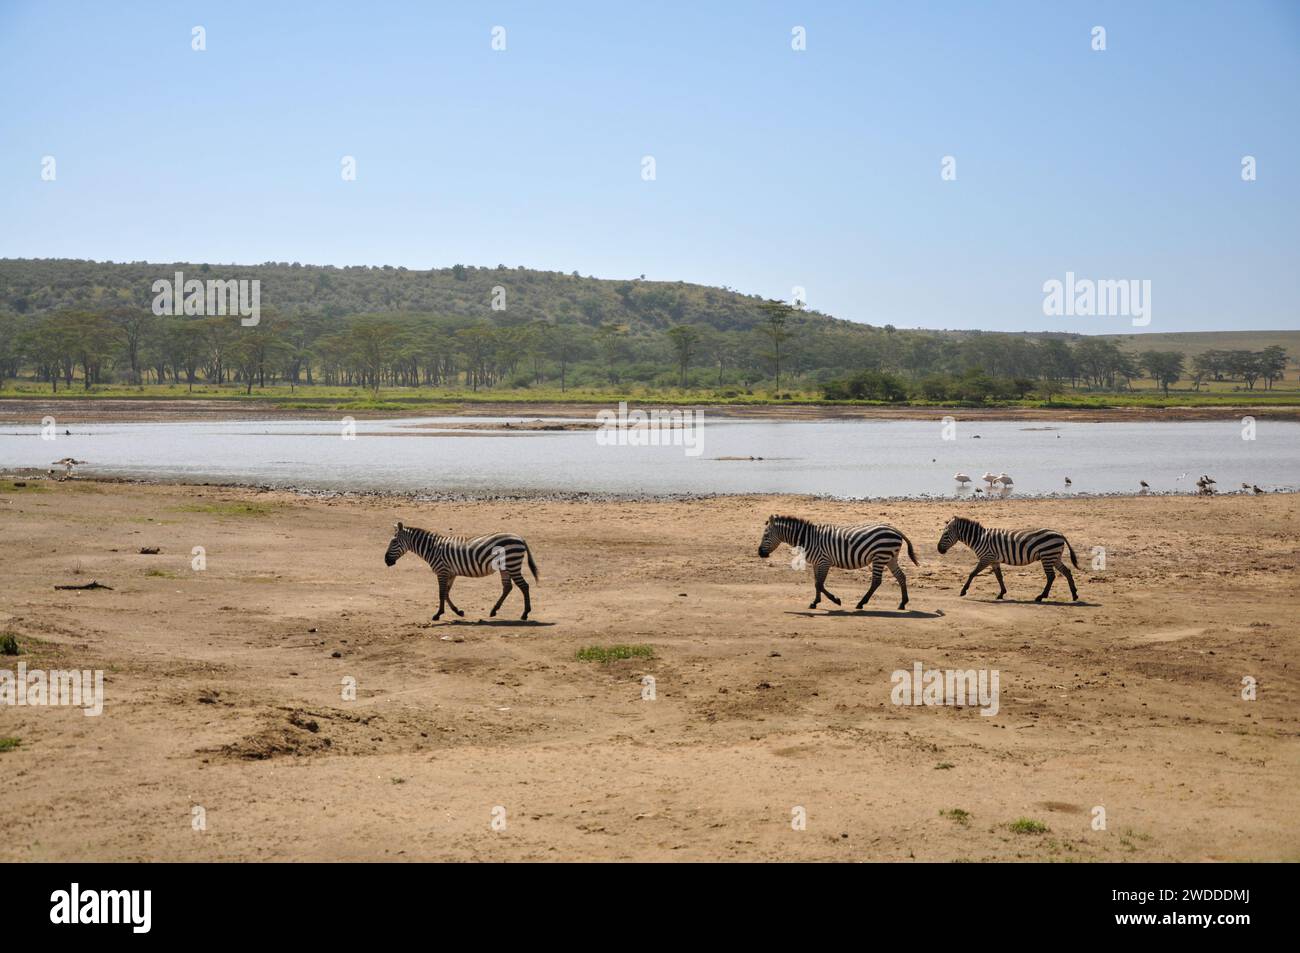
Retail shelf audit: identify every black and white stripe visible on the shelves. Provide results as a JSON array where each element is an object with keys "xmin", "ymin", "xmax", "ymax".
[
  {"xmin": 937, "ymin": 516, "xmax": 1079, "ymax": 602},
  {"xmin": 758, "ymin": 515, "xmax": 919, "ymax": 611},
  {"xmin": 385, "ymin": 521, "xmax": 539, "ymax": 620}
]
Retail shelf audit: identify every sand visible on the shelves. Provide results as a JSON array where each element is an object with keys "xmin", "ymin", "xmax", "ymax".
[{"xmin": 0, "ymin": 479, "xmax": 1297, "ymax": 861}]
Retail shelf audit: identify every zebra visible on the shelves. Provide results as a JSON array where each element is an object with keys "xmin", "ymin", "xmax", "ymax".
[
  {"xmin": 936, "ymin": 516, "xmax": 1080, "ymax": 602},
  {"xmin": 757, "ymin": 515, "xmax": 919, "ymax": 611},
  {"xmin": 384, "ymin": 522, "xmax": 539, "ymax": 621}
]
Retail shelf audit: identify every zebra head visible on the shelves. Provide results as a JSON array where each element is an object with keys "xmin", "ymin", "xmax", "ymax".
[
  {"xmin": 384, "ymin": 522, "xmax": 409, "ymax": 566},
  {"xmin": 937, "ymin": 516, "xmax": 971, "ymax": 554},
  {"xmin": 758, "ymin": 515, "xmax": 795, "ymax": 558}
]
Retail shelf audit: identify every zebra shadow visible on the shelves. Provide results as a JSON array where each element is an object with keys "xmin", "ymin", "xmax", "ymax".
[
  {"xmin": 785, "ymin": 609, "xmax": 945, "ymax": 620},
  {"xmin": 421, "ymin": 618, "xmax": 557, "ymax": 628},
  {"xmin": 968, "ymin": 598, "xmax": 1102, "ymax": 607}
]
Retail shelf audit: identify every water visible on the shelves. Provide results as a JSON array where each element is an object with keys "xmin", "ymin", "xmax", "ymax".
[{"xmin": 2, "ymin": 416, "xmax": 1296, "ymax": 499}]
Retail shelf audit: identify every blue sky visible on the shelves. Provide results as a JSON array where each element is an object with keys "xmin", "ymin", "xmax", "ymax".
[{"xmin": 1, "ymin": 1, "xmax": 1297, "ymax": 333}]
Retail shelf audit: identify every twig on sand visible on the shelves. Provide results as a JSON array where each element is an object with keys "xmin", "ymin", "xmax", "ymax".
[{"xmin": 53, "ymin": 580, "xmax": 114, "ymax": 591}]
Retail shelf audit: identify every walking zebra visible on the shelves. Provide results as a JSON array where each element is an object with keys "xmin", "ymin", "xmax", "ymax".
[
  {"xmin": 936, "ymin": 516, "xmax": 1080, "ymax": 602},
  {"xmin": 384, "ymin": 522, "xmax": 539, "ymax": 620},
  {"xmin": 757, "ymin": 515, "xmax": 919, "ymax": 611}
]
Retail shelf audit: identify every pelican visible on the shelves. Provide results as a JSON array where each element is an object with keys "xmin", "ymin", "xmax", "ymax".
[
  {"xmin": 953, "ymin": 472, "xmax": 972, "ymax": 487},
  {"xmin": 995, "ymin": 472, "xmax": 1014, "ymax": 488},
  {"xmin": 981, "ymin": 471, "xmax": 998, "ymax": 489}
]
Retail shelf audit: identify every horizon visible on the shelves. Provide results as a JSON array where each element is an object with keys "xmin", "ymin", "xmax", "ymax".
[{"xmin": 1, "ymin": 2, "xmax": 1298, "ymax": 334}]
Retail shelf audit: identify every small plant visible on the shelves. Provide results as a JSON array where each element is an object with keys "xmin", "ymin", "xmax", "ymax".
[
  {"xmin": 0, "ymin": 737, "xmax": 21, "ymax": 753},
  {"xmin": 934, "ymin": 761, "xmax": 955, "ymax": 770},
  {"xmin": 1010, "ymin": 818, "xmax": 1049, "ymax": 835},
  {"xmin": 940, "ymin": 808, "xmax": 971, "ymax": 825},
  {"xmin": 577, "ymin": 644, "xmax": 654, "ymax": 663},
  {"xmin": 0, "ymin": 632, "xmax": 19, "ymax": 656}
]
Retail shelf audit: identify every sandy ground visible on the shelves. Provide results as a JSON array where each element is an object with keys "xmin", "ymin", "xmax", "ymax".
[
  {"xmin": 3, "ymin": 396, "xmax": 1299, "ymax": 425},
  {"xmin": 1, "ymin": 479, "xmax": 1297, "ymax": 861}
]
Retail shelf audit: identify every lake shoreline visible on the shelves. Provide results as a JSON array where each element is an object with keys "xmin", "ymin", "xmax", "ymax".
[
  {"xmin": 3, "ymin": 396, "xmax": 1300, "ymax": 425},
  {"xmin": 4, "ymin": 470, "xmax": 1290, "ymax": 505}
]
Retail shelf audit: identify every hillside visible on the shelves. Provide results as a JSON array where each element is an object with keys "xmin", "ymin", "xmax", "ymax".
[{"xmin": 0, "ymin": 258, "xmax": 849, "ymax": 339}]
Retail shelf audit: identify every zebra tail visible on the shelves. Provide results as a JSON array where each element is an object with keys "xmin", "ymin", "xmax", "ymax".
[
  {"xmin": 525, "ymin": 543, "xmax": 539, "ymax": 580},
  {"xmin": 1066, "ymin": 538, "xmax": 1079, "ymax": 569},
  {"xmin": 902, "ymin": 532, "xmax": 919, "ymax": 566}
]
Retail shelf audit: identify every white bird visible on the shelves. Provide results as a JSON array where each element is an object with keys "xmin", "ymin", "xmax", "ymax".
[
  {"xmin": 953, "ymin": 472, "xmax": 972, "ymax": 486},
  {"xmin": 1177, "ymin": 472, "xmax": 1187, "ymax": 481},
  {"xmin": 995, "ymin": 472, "xmax": 1014, "ymax": 488},
  {"xmin": 981, "ymin": 471, "xmax": 998, "ymax": 488}
]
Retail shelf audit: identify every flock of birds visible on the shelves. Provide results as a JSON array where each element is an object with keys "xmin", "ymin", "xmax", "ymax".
[{"xmin": 952, "ymin": 470, "xmax": 1264, "ymax": 495}]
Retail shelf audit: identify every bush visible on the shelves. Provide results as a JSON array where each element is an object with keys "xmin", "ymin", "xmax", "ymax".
[{"xmin": 823, "ymin": 371, "xmax": 908, "ymax": 402}]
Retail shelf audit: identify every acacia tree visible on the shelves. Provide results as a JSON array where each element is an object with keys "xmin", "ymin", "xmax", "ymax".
[
  {"xmin": 758, "ymin": 300, "xmax": 793, "ymax": 390},
  {"xmin": 1139, "ymin": 350, "xmax": 1185, "ymax": 395},
  {"xmin": 666, "ymin": 324, "xmax": 699, "ymax": 388}
]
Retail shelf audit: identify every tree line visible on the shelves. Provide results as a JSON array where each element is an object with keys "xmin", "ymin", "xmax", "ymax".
[{"xmin": 0, "ymin": 304, "xmax": 1289, "ymax": 402}]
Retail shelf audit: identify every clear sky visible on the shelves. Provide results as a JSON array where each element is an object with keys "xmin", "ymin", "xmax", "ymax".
[{"xmin": 1, "ymin": 1, "xmax": 1297, "ymax": 333}]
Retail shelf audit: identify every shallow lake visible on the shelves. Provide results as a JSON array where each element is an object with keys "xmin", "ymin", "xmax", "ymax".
[{"xmin": 2, "ymin": 415, "xmax": 1296, "ymax": 499}]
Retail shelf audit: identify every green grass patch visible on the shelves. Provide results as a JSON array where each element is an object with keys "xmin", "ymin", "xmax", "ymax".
[
  {"xmin": 0, "ymin": 632, "xmax": 19, "ymax": 656},
  {"xmin": 576, "ymin": 644, "xmax": 655, "ymax": 663},
  {"xmin": 0, "ymin": 737, "xmax": 20, "ymax": 753},
  {"xmin": 940, "ymin": 808, "xmax": 971, "ymax": 825},
  {"xmin": 0, "ymin": 480, "xmax": 47, "ymax": 493},
  {"xmin": 1009, "ymin": 818, "xmax": 1049, "ymax": 835},
  {"xmin": 934, "ymin": 761, "xmax": 955, "ymax": 770},
  {"xmin": 144, "ymin": 569, "xmax": 178, "ymax": 578}
]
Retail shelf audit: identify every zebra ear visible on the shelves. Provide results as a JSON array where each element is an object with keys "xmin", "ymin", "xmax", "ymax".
[{"xmin": 395, "ymin": 521, "xmax": 403, "ymax": 532}]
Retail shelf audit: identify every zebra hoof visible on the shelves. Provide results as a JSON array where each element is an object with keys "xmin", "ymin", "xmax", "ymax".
[{"xmin": 1034, "ymin": 596, "xmax": 1044, "ymax": 603}]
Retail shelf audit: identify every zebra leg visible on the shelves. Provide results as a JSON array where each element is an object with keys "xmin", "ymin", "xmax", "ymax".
[
  {"xmin": 442, "ymin": 574, "xmax": 465, "ymax": 617},
  {"xmin": 811, "ymin": 563, "xmax": 840, "ymax": 608},
  {"xmin": 857, "ymin": 567, "xmax": 884, "ymax": 608},
  {"xmin": 1058, "ymin": 562, "xmax": 1079, "ymax": 601},
  {"xmin": 490, "ymin": 571, "xmax": 513, "ymax": 617},
  {"xmin": 991, "ymin": 564, "xmax": 1008, "ymax": 600},
  {"xmin": 432, "ymin": 575, "xmax": 448, "ymax": 621},
  {"xmin": 889, "ymin": 557, "xmax": 909, "ymax": 610},
  {"xmin": 512, "ymin": 571, "xmax": 531, "ymax": 620},
  {"xmin": 960, "ymin": 559, "xmax": 990, "ymax": 596},
  {"xmin": 1035, "ymin": 564, "xmax": 1056, "ymax": 602}
]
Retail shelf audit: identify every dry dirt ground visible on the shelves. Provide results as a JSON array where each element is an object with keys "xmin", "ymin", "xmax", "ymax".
[{"xmin": 1, "ymin": 480, "xmax": 1297, "ymax": 861}]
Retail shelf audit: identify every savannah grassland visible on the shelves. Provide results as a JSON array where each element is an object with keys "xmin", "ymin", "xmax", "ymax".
[{"xmin": 1, "ymin": 479, "xmax": 1296, "ymax": 861}]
